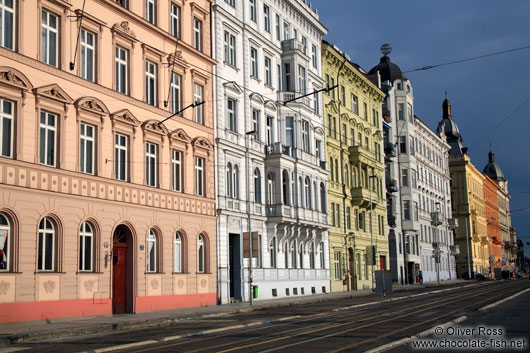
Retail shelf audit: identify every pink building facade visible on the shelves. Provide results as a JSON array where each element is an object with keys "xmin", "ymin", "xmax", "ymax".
[{"xmin": 0, "ymin": 0, "xmax": 216, "ymax": 323}]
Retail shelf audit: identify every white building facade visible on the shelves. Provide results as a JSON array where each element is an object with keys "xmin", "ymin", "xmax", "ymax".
[
  {"xmin": 213, "ymin": 0, "xmax": 329, "ymax": 303},
  {"xmin": 415, "ymin": 117, "xmax": 457, "ymax": 282}
]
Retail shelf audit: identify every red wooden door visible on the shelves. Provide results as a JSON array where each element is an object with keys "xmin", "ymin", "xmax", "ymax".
[
  {"xmin": 112, "ymin": 245, "xmax": 127, "ymax": 314},
  {"xmin": 379, "ymin": 255, "xmax": 386, "ymax": 271}
]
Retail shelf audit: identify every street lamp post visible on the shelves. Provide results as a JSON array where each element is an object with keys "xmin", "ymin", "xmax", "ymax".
[
  {"xmin": 246, "ymin": 130, "xmax": 256, "ymax": 305},
  {"xmin": 369, "ymin": 175, "xmax": 377, "ymax": 291}
]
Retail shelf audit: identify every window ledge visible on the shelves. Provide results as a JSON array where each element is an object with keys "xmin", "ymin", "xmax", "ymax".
[
  {"xmin": 250, "ymin": 76, "xmax": 261, "ymax": 83},
  {"xmin": 0, "ymin": 272, "xmax": 22, "ymax": 275},
  {"xmin": 145, "ymin": 272, "xmax": 166, "ymax": 275},
  {"xmin": 172, "ymin": 272, "xmax": 189, "ymax": 275},
  {"xmin": 224, "ymin": 62, "xmax": 239, "ymax": 71},
  {"xmin": 35, "ymin": 272, "xmax": 67, "ymax": 274},
  {"xmin": 76, "ymin": 271, "xmax": 104, "ymax": 274}
]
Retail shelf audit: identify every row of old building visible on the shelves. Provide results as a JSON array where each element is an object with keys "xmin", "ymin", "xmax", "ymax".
[{"xmin": 0, "ymin": 0, "xmax": 518, "ymax": 323}]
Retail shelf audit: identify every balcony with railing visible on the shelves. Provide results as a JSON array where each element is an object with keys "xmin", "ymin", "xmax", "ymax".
[
  {"xmin": 278, "ymin": 91, "xmax": 312, "ymax": 107},
  {"xmin": 348, "ymin": 144, "xmax": 377, "ymax": 164},
  {"xmin": 281, "ymin": 38, "xmax": 306, "ymax": 53},
  {"xmin": 350, "ymin": 186, "xmax": 381, "ymax": 208},
  {"xmin": 386, "ymin": 179, "xmax": 398, "ymax": 193},
  {"xmin": 265, "ymin": 142, "xmax": 295, "ymax": 158}
]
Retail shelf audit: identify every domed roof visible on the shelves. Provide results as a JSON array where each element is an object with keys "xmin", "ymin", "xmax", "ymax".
[
  {"xmin": 437, "ymin": 98, "xmax": 464, "ymax": 155},
  {"xmin": 483, "ymin": 151, "xmax": 505, "ymax": 182},
  {"xmin": 368, "ymin": 55, "xmax": 407, "ymax": 83}
]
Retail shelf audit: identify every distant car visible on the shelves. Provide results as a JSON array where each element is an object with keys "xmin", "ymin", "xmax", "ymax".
[{"xmin": 475, "ymin": 273, "xmax": 486, "ymax": 280}]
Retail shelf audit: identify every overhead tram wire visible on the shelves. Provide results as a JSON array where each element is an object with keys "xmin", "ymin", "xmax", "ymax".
[{"xmin": 404, "ymin": 44, "xmax": 530, "ymax": 73}]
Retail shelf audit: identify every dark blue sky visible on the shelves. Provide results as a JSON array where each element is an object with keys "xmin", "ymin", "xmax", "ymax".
[{"xmin": 312, "ymin": 0, "xmax": 530, "ymax": 258}]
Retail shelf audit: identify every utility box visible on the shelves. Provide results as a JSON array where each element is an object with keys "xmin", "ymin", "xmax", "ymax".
[
  {"xmin": 253, "ymin": 285, "xmax": 258, "ymax": 299},
  {"xmin": 375, "ymin": 270, "xmax": 393, "ymax": 296}
]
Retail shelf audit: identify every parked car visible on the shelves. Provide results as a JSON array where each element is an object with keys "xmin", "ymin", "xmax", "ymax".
[
  {"xmin": 475, "ymin": 273, "xmax": 486, "ymax": 280},
  {"xmin": 462, "ymin": 271, "xmax": 486, "ymax": 280}
]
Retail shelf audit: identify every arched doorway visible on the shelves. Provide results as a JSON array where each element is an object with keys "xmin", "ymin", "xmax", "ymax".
[
  {"xmin": 348, "ymin": 248, "xmax": 355, "ymax": 290},
  {"xmin": 112, "ymin": 224, "xmax": 134, "ymax": 314}
]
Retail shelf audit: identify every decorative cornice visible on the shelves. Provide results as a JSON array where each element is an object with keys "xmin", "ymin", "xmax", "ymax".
[
  {"xmin": 0, "ymin": 66, "xmax": 33, "ymax": 91},
  {"xmin": 112, "ymin": 21, "xmax": 137, "ymax": 41},
  {"xmin": 75, "ymin": 96, "xmax": 110, "ymax": 115},
  {"xmin": 33, "ymin": 84, "xmax": 74, "ymax": 104},
  {"xmin": 169, "ymin": 128, "xmax": 192, "ymax": 144},
  {"xmin": 192, "ymin": 136, "xmax": 213, "ymax": 151},
  {"xmin": 110, "ymin": 109, "xmax": 140, "ymax": 128},
  {"xmin": 142, "ymin": 119, "xmax": 169, "ymax": 136}
]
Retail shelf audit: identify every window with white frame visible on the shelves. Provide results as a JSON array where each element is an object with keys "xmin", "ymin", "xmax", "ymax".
[
  {"xmin": 333, "ymin": 251, "xmax": 340, "ymax": 279},
  {"xmin": 251, "ymin": 109, "xmax": 260, "ymax": 140},
  {"xmin": 275, "ymin": 13, "xmax": 280, "ymax": 40},
  {"xmin": 266, "ymin": 115, "xmax": 273, "ymax": 145},
  {"xmin": 249, "ymin": 0, "xmax": 256, "ymax": 22},
  {"xmin": 302, "ymin": 120, "xmax": 309, "ymax": 152},
  {"xmin": 145, "ymin": 142, "xmax": 157, "ymax": 187},
  {"xmin": 254, "ymin": 168, "xmax": 261, "ymax": 203},
  {"xmin": 38, "ymin": 217, "xmax": 55, "ymax": 271},
  {"xmin": 39, "ymin": 111, "xmax": 57, "ymax": 167},
  {"xmin": 170, "ymin": 3, "xmax": 180, "ymax": 38},
  {"xmin": 0, "ymin": 0, "xmax": 15, "ymax": 50},
  {"xmin": 267, "ymin": 173, "xmax": 275, "ymax": 205},
  {"xmin": 114, "ymin": 133, "xmax": 128, "ymax": 181},
  {"xmin": 233, "ymin": 165, "xmax": 239, "ymax": 198},
  {"xmin": 290, "ymin": 241, "xmax": 296, "ymax": 268},
  {"xmin": 250, "ymin": 47, "xmax": 258, "ymax": 78},
  {"xmin": 195, "ymin": 156, "xmax": 205, "ymax": 196},
  {"xmin": 80, "ymin": 29, "xmax": 95, "ymax": 82},
  {"xmin": 146, "ymin": 229, "xmax": 157, "ymax": 272},
  {"xmin": 171, "ymin": 72, "xmax": 181, "ymax": 114},
  {"xmin": 304, "ymin": 176, "xmax": 311, "ymax": 209},
  {"xmin": 197, "ymin": 234, "xmax": 205, "ymax": 273},
  {"xmin": 309, "ymin": 242, "xmax": 315, "ymax": 269},
  {"xmin": 0, "ymin": 98, "xmax": 14, "ymax": 158},
  {"xmin": 283, "ymin": 21, "xmax": 289, "ymax": 40},
  {"xmin": 301, "ymin": 36, "xmax": 307, "ymax": 54},
  {"xmin": 269, "ymin": 237, "xmax": 276, "ymax": 268},
  {"xmin": 319, "ymin": 242, "xmax": 325, "ymax": 269},
  {"xmin": 263, "ymin": 4, "xmax": 270, "ymax": 32},
  {"xmin": 41, "ymin": 10, "xmax": 59, "ymax": 67},
  {"xmin": 115, "ymin": 46, "xmax": 128, "ymax": 94},
  {"xmin": 194, "ymin": 83, "xmax": 204, "ymax": 124},
  {"xmin": 224, "ymin": 31, "xmax": 236, "ymax": 66},
  {"xmin": 299, "ymin": 243, "xmax": 303, "ymax": 268},
  {"xmin": 225, "ymin": 0, "xmax": 235, "ymax": 7},
  {"xmin": 351, "ymin": 94, "xmax": 358, "ymax": 114},
  {"xmin": 227, "ymin": 98, "xmax": 237, "ymax": 132},
  {"xmin": 172, "ymin": 149, "xmax": 182, "ymax": 192},
  {"xmin": 193, "ymin": 17, "xmax": 202, "ymax": 51},
  {"xmin": 145, "ymin": 60, "xmax": 157, "ymax": 106},
  {"xmin": 226, "ymin": 163, "xmax": 233, "ymax": 197},
  {"xmin": 0, "ymin": 213, "xmax": 11, "ymax": 271},
  {"xmin": 285, "ymin": 116, "xmax": 293, "ymax": 147},
  {"xmin": 80, "ymin": 122, "xmax": 95, "ymax": 174},
  {"xmin": 264, "ymin": 56, "xmax": 271, "ymax": 86},
  {"xmin": 312, "ymin": 44, "xmax": 318, "ymax": 68},
  {"xmin": 79, "ymin": 222, "xmax": 94, "ymax": 272},
  {"xmin": 145, "ymin": 0, "xmax": 155, "ymax": 24},
  {"xmin": 174, "ymin": 232, "xmax": 182, "ymax": 272}
]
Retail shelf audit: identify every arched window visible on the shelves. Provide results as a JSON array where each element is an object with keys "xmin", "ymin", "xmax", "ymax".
[
  {"xmin": 309, "ymin": 242, "xmax": 315, "ymax": 269},
  {"xmin": 226, "ymin": 163, "xmax": 233, "ymax": 197},
  {"xmin": 290, "ymin": 241, "xmax": 296, "ymax": 269},
  {"xmin": 351, "ymin": 166, "xmax": 356, "ymax": 187},
  {"xmin": 233, "ymin": 164, "xmax": 240, "ymax": 198},
  {"xmin": 304, "ymin": 176, "xmax": 311, "ymax": 209},
  {"xmin": 320, "ymin": 183, "xmax": 326, "ymax": 213},
  {"xmin": 197, "ymin": 234, "xmax": 205, "ymax": 273},
  {"xmin": 174, "ymin": 232, "xmax": 182, "ymax": 273},
  {"xmin": 299, "ymin": 243, "xmax": 304, "ymax": 268},
  {"xmin": 267, "ymin": 173, "xmax": 275, "ymax": 205},
  {"xmin": 254, "ymin": 168, "xmax": 261, "ymax": 203},
  {"xmin": 313, "ymin": 181, "xmax": 318, "ymax": 211},
  {"xmin": 282, "ymin": 170, "xmax": 289, "ymax": 205},
  {"xmin": 0, "ymin": 213, "xmax": 11, "ymax": 271},
  {"xmin": 269, "ymin": 237, "xmax": 276, "ymax": 268},
  {"xmin": 79, "ymin": 222, "xmax": 94, "ymax": 272},
  {"xmin": 319, "ymin": 242, "xmax": 325, "ymax": 269},
  {"xmin": 38, "ymin": 217, "xmax": 55, "ymax": 271},
  {"xmin": 147, "ymin": 229, "xmax": 157, "ymax": 273},
  {"xmin": 298, "ymin": 176, "xmax": 303, "ymax": 206}
]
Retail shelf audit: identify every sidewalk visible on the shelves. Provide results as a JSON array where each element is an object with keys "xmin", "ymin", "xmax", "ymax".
[{"xmin": 0, "ymin": 279, "xmax": 466, "ymax": 346}]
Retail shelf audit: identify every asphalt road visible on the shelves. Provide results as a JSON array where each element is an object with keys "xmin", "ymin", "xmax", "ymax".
[{"xmin": 5, "ymin": 280, "xmax": 530, "ymax": 353}]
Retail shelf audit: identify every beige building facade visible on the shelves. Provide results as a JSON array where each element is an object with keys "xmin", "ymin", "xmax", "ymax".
[{"xmin": 0, "ymin": 0, "xmax": 216, "ymax": 323}]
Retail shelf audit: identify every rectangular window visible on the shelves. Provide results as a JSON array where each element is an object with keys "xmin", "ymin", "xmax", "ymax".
[
  {"xmin": 172, "ymin": 149, "xmax": 182, "ymax": 192},
  {"xmin": 277, "ymin": 64, "xmax": 281, "ymax": 90},
  {"xmin": 408, "ymin": 103, "xmax": 413, "ymax": 122},
  {"xmin": 115, "ymin": 46, "xmax": 128, "ymax": 94},
  {"xmin": 413, "ymin": 201, "xmax": 419, "ymax": 221},
  {"xmin": 79, "ymin": 223, "xmax": 93, "ymax": 272},
  {"xmin": 351, "ymin": 94, "xmax": 358, "ymax": 114},
  {"xmin": 266, "ymin": 115, "xmax": 273, "ymax": 145},
  {"xmin": 80, "ymin": 29, "xmax": 95, "ymax": 82},
  {"xmin": 145, "ymin": 142, "xmax": 157, "ymax": 187},
  {"xmin": 170, "ymin": 72, "xmax": 181, "ymax": 114},
  {"xmin": 224, "ymin": 31, "xmax": 236, "ymax": 66},
  {"xmin": 193, "ymin": 17, "xmax": 202, "ymax": 51},
  {"xmin": 225, "ymin": 0, "xmax": 235, "ymax": 6},
  {"xmin": 333, "ymin": 251, "xmax": 341, "ymax": 279},
  {"xmin": 298, "ymin": 65, "xmax": 306, "ymax": 93},
  {"xmin": 283, "ymin": 21, "xmax": 289, "ymax": 40},
  {"xmin": 227, "ymin": 98, "xmax": 237, "ymax": 132},
  {"xmin": 249, "ymin": 0, "xmax": 256, "ymax": 22},
  {"xmin": 170, "ymin": 3, "xmax": 180, "ymax": 38},
  {"xmin": 401, "ymin": 168, "xmax": 409, "ymax": 187},
  {"xmin": 145, "ymin": 60, "xmax": 157, "ymax": 106},
  {"xmin": 398, "ymin": 103, "xmax": 404, "ymax": 120},
  {"xmin": 363, "ymin": 102, "xmax": 368, "ymax": 120},
  {"xmin": 340, "ymin": 86, "xmax": 345, "ymax": 105},
  {"xmin": 311, "ymin": 44, "xmax": 317, "ymax": 68},
  {"xmin": 252, "ymin": 109, "xmax": 260, "ymax": 140},
  {"xmin": 302, "ymin": 120, "xmax": 309, "ymax": 152},
  {"xmin": 403, "ymin": 200, "xmax": 411, "ymax": 220},
  {"xmin": 0, "ymin": 0, "xmax": 15, "ymax": 50},
  {"xmin": 39, "ymin": 111, "xmax": 57, "ymax": 167},
  {"xmin": 284, "ymin": 63, "xmax": 291, "ymax": 91},
  {"xmin": 250, "ymin": 47, "xmax": 258, "ymax": 78},
  {"xmin": 264, "ymin": 56, "xmax": 272, "ymax": 86},
  {"xmin": 0, "ymin": 98, "xmax": 14, "ymax": 158},
  {"xmin": 399, "ymin": 136, "xmax": 406, "ymax": 154},
  {"xmin": 315, "ymin": 139, "xmax": 321, "ymax": 160},
  {"xmin": 195, "ymin": 157, "xmax": 205, "ymax": 196},
  {"xmin": 285, "ymin": 116, "xmax": 293, "ymax": 147},
  {"xmin": 194, "ymin": 83, "xmax": 203, "ymax": 124},
  {"xmin": 275, "ymin": 14, "xmax": 280, "ymax": 40},
  {"xmin": 346, "ymin": 207, "xmax": 351, "ymax": 229},
  {"xmin": 114, "ymin": 133, "xmax": 128, "ymax": 181},
  {"xmin": 80, "ymin": 123, "xmax": 95, "ymax": 175},
  {"xmin": 331, "ymin": 203, "xmax": 335, "ymax": 226},
  {"xmin": 263, "ymin": 4, "xmax": 270, "ymax": 32},
  {"xmin": 41, "ymin": 10, "xmax": 59, "ymax": 67},
  {"xmin": 145, "ymin": 0, "xmax": 155, "ymax": 24},
  {"xmin": 301, "ymin": 36, "xmax": 307, "ymax": 54},
  {"xmin": 336, "ymin": 204, "xmax": 341, "ymax": 227}
]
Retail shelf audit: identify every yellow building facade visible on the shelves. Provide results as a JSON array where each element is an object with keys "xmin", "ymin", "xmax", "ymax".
[{"xmin": 322, "ymin": 42, "xmax": 387, "ymax": 292}]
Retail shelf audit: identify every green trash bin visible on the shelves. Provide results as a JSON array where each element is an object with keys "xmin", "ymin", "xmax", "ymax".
[{"xmin": 252, "ymin": 285, "xmax": 258, "ymax": 299}]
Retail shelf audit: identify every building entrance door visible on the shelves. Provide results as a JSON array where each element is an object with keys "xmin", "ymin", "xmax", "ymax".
[
  {"xmin": 112, "ymin": 225, "xmax": 133, "ymax": 314},
  {"xmin": 229, "ymin": 234, "xmax": 242, "ymax": 302},
  {"xmin": 348, "ymin": 248, "xmax": 354, "ymax": 290}
]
